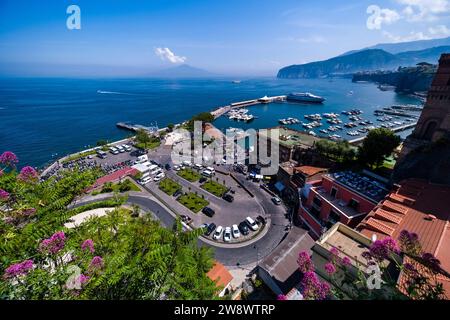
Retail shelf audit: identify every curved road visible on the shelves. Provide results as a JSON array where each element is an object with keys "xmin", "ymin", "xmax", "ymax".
[{"xmin": 73, "ymin": 192, "xmax": 290, "ymax": 266}]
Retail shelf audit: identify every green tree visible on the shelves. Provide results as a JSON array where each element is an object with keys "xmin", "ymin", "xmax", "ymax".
[
  {"xmin": 357, "ymin": 128, "xmax": 401, "ymax": 168},
  {"xmin": 96, "ymin": 139, "xmax": 108, "ymax": 147},
  {"xmin": 135, "ymin": 129, "xmax": 152, "ymax": 150},
  {"xmin": 167, "ymin": 123, "xmax": 175, "ymax": 132}
]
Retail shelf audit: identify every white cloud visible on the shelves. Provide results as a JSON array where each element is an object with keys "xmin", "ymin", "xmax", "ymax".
[
  {"xmin": 382, "ymin": 30, "xmax": 430, "ymax": 42},
  {"xmin": 154, "ymin": 47, "xmax": 186, "ymax": 64},
  {"xmin": 366, "ymin": 5, "xmax": 401, "ymax": 30},
  {"xmin": 397, "ymin": 0, "xmax": 450, "ymax": 21},
  {"xmin": 428, "ymin": 24, "xmax": 450, "ymax": 36}
]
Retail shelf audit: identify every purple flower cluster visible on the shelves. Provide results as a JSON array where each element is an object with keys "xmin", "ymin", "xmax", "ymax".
[
  {"xmin": 81, "ymin": 239, "xmax": 95, "ymax": 253},
  {"xmin": 0, "ymin": 189, "xmax": 9, "ymax": 201},
  {"xmin": 277, "ymin": 294, "xmax": 287, "ymax": 300},
  {"xmin": 89, "ymin": 256, "xmax": 104, "ymax": 270},
  {"xmin": 39, "ymin": 231, "xmax": 66, "ymax": 254},
  {"xmin": 324, "ymin": 262, "xmax": 337, "ymax": 275},
  {"xmin": 342, "ymin": 256, "xmax": 352, "ymax": 266},
  {"xmin": 0, "ymin": 151, "xmax": 18, "ymax": 167},
  {"xmin": 18, "ymin": 166, "xmax": 38, "ymax": 183},
  {"xmin": 3, "ymin": 259, "xmax": 33, "ymax": 279},
  {"xmin": 365, "ymin": 237, "xmax": 399, "ymax": 262},
  {"xmin": 297, "ymin": 251, "xmax": 314, "ymax": 273},
  {"xmin": 398, "ymin": 230, "xmax": 422, "ymax": 255},
  {"xmin": 421, "ymin": 253, "xmax": 441, "ymax": 273},
  {"xmin": 79, "ymin": 274, "xmax": 90, "ymax": 285},
  {"xmin": 300, "ymin": 271, "xmax": 330, "ymax": 300}
]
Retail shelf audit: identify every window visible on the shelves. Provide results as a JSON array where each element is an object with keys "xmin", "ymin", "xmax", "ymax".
[
  {"xmin": 422, "ymin": 121, "xmax": 438, "ymax": 140},
  {"xmin": 310, "ymin": 206, "xmax": 321, "ymax": 220},
  {"xmin": 313, "ymin": 196, "xmax": 322, "ymax": 207},
  {"xmin": 348, "ymin": 198, "xmax": 359, "ymax": 210},
  {"xmin": 330, "ymin": 187, "xmax": 337, "ymax": 199},
  {"xmin": 326, "ymin": 210, "xmax": 340, "ymax": 228}
]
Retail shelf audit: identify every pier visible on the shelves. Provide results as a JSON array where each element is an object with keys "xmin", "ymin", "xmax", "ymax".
[
  {"xmin": 116, "ymin": 122, "xmax": 159, "ymax": 134},
  {"xmin": 348, "ymin": 122, "xmax": 417, "ymax": 144},
  {"xmin": 211, "ymin": 95, "xmax": 286, "ymax": 119}
]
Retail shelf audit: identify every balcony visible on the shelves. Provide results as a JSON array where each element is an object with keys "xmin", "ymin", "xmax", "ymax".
[{"xmin": 311, "ymin": 187, "xmax": 366, "ymax": 219}]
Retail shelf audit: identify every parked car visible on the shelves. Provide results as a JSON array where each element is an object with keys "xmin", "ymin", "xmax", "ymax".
[
  {"xmin": 213, "ymin": 226, "xmax": 223, "ymax": 240},
  {"xmin": 271, "ymin": 196, "xmax": 282, "ymax": 205},
  {"xmin": 165, "ymin": 164, "xmax": 171, "ymax": 170},
  {"xmin": 238, "ymin": 221, "xmax": 249, "ymax": 235},
  {"xmin": 139, "ymin": 177, "xmax": 152, "ymax": 185},
  {"xmin": 232, "ymin": 224, "xmax": 241, "ymax": 238},
  {"xmin": 153, "ymin": 172, "xmax": 165, "ymax": 181},
  {"xmin": 199, "ymin": 177, "xmax": 207, "ymax": 184},
  {"xmin": 199, "ymin": 223, "xmax": 209, "ymax": 233},
  {"xmin": 180, "ymin": 215, "xmax": 192, "ymax": 224},
  {"xmin": 202, "ymin": 207, "xmax": 215, "ymax": 217},
  {"xmin": 245, "ymin": 217, "xmax": 259, "ymax": 231},
  {"xmin": 174, "ymin": 165, "xmax": 181, "ymax": 171},
  {"xmin": 222, "ymin": 194, "xmax": 234, "ymax": 203},
  {"xmin": 205, "ymin": 223, "xmax": 216, "ymax": 236},
  {"xmin": 173, "ymin": 189, "xmax": 183, "ymax": 198},
  {"xmin": 223, "ymin": 227, "xmax": 232, "ymax": 242},
  {"xmin": 256, "ymin": 215, "xmax": 266, "ymax": 225}
]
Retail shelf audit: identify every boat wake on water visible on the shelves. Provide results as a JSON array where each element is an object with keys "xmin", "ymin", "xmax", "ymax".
[{"xmin": 97, "ymin": 90, "xmax": 135, "ymax": 95}]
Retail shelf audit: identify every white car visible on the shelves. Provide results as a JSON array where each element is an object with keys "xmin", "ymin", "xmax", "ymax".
[
  {"xmin": 123, "ymin": 144, "xmax": 132, "ymax": 152},
  {"xmin": 246, "ymin": 217, "xmax": 259, "ymax": 231},
  {"xmin": 173, "ymin": 165, "xmax": 180, "ymax": 171},
  {"xmin": 223, "ymin": 227, "xmax": 232, "ymax": 242},
  {"xmin": 232, "ymin": 224, "xmax": 240, "ymax": 238},
  {"xmin": 213, "ymin": 226, "xmax": 223, "ymax": 240},
  {"xmin": 153, "ymin": 172, "xmax": 165, "ymax": 181},
  {"xmin": 139, "ymin": 177, "xmax": 152, "ymax": 185}
]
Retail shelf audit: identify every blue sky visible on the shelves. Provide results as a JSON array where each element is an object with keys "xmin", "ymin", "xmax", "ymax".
[{"xmin": 0, "ymin": 0, "xmax": 449, "ymax": 76}]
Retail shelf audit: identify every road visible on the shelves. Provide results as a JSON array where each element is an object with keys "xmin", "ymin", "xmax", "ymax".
[{"xmin": 73, "ymin": 192, "xmax": 290, "ymax": 266}]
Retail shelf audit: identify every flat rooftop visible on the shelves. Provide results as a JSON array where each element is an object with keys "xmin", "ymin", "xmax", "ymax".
[
  {"xmin": 259, "ymin": 127, "xmax": 322, "ymax": 148},
  {"xmin": 328, "ymin": 171, "xmax": 389, "ymax": 203},
  {"xmin": 311, "ymin": 186, "xmax": 366, "ymax": 218}
]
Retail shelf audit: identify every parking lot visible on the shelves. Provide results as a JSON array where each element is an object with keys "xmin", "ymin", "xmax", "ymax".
[{"xmin": 49, "ymin": 138, "xmax": 286, "ymax": 245}]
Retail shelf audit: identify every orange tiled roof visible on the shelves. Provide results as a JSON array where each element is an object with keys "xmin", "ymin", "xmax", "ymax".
[
  {"xmin": 357, "ymin": 178, "xmax": 450, "ymax": 274},
  {"xmin": 397, "ymin": 256, "xmax": 450, "ymax": 299},
  {"xmin": 207, "ymin": 261, "xmax": 233, "ymax": 289},
  {"xmin": 294, "ymin": 166, "xmax": 327, "ymax": 177}
]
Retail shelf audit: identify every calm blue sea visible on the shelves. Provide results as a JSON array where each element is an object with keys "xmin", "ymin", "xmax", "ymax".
[{"xmin": 0, "ymin": 77, "xmax": 421, "ymax": 169}]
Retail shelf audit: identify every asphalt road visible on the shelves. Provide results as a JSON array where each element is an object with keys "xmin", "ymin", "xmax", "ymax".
[{"xmin": 74, "ymin": 193, "xmax": 290, "ymax": 266}]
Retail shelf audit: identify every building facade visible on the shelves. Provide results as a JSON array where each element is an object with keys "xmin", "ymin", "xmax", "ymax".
[
  {"xmin": 299, "ymin": 171, "xmax": 388, "ymax": 239},
  {"xmin": 398, "ymin": 54, "xmax": 450, "ymax": 159}
]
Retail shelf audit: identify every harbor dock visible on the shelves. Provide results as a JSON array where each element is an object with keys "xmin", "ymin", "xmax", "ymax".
[
  {"xmin": 348, "ymin": 122, "xmax": 417, "ymax": 144},
  {"xmin": 211, "ymin": 95, "xmax": 286, "ymax": 119}
]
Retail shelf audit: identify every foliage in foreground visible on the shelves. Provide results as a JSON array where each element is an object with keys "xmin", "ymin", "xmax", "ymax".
[{"xmin": 0, "ymin": 151, "xmax": 218, "ymax": 300}]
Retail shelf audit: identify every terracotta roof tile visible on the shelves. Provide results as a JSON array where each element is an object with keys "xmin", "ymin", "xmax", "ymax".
[
  {"xmin": 358, "ymin": 179, "xmax": 450, "ymax": 274},
  {"xmin": 207, "ymin": 261, "xmax": 233, "ymax": 290},
  {"xmin": 294, "ymin": 166, "xmax": 327, "ymax": 177}
]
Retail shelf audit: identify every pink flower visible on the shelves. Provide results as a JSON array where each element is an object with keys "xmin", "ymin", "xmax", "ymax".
[
  {"xmin": 297, "ymin": 251, "xmax": 314, "ymax": 273},
  {"xmin": 18, "ymin": 166, "xmax": 39, "ymax": 183},
  {"xmin": 0, "ymin": 189, "xmax": 9, "ymax": 201},
  {"xmin": 0, "ymin": 151, "xmax": 18, "ymax": 167},
  {"xmin": 277, "ymin": 294, "xmax": 287, "ymax": 300},
  {"xmin": 365, "ymin": 237, "xmax": 399, "ymax": 262},
  {"xmin": 81, "ymin": 239, "xmax": 95, "ymax": 253},
  {"xmin": 342, "ymin": 256, "xmax": 351, "ymax": 266},
  {"xmin": 89, "ymin": 256, "xmax": 104, "ymax": 270},
  {"xmin": 79, "ymin": 274, "xmax": 90, "ymax": 285},
  {"xmin": 39, "ymin": 231, "xmax": 66, "ymax": 254},
  {"xmin": 324, "ymin": 262, "xmax": 336, "ymax": 275},
  {"xmin": 300, "ymin": 271, "xmax": 330, "ymax": 300},
  {"xmin": 3, "ymin": 259, "xmax": 33, "ymax": 279}
]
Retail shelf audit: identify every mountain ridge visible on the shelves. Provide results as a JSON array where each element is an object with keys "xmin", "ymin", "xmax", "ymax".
[{"xmin": 277, "ymin": 45, "xmax": 450, "ymax": 79}]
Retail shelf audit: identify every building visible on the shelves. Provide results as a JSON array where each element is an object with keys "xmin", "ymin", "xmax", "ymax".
[
  {"xmin": 395, "ymin": 54, "xmax": 450, "ymax": 184},
  {"xmin": 258, "ymin": 227, "xmax": 315, "ymax": 296},
  {"xmin": 207, "ymin": 261, "xmax": 233, "ymax": 297},
  {"xmin": 276, "ymin": 163, "xmax": 328, "ymax": 209},
  {"xmin": 299, "ymin": 170, "xmax": 389, "ymax": 239},
  {"xmin": 258, "ymin": 127, "xmax": 322, "ymax": 164},
  {"xmin": 311, "ymin": 223, "xmax": 399, "ymax": 299},
  {"xmin": 357, "ymin": 179, "xmax": 450, "ymax": 282},
  {"xmin": 400, "ymin": 54, "xmax": 450, "ymax": 153}
]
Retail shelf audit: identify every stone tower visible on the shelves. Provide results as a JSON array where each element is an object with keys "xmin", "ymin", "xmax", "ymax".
[{"xmin": 399, "ymin": 53, "xmax": 450, "ymax": 158}]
